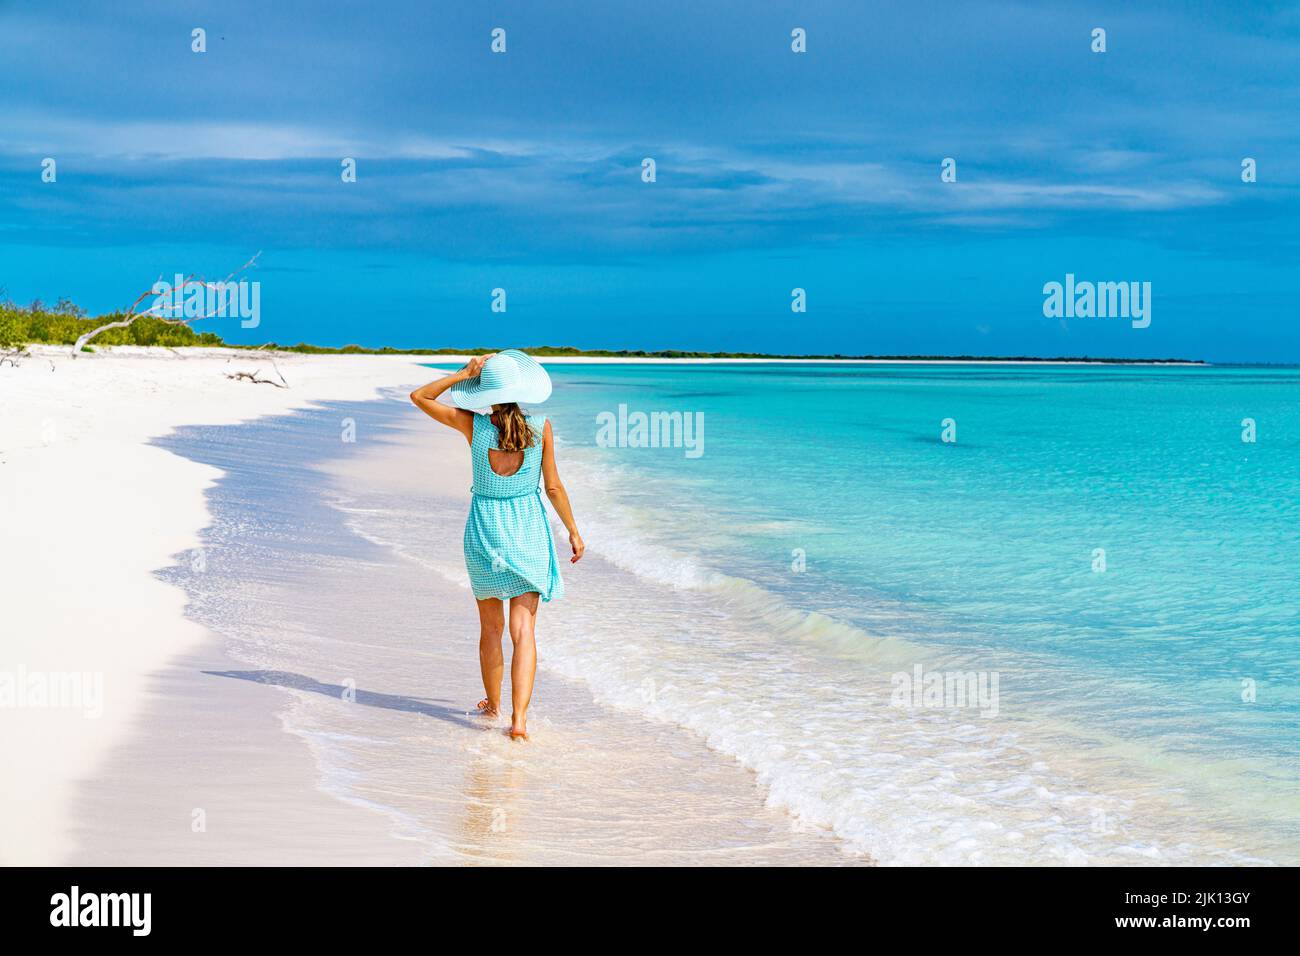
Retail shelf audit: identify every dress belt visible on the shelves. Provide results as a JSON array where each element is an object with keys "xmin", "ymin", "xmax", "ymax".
[{"xmin": 470, "ymin": 485, "xmax": 541, "ymax": 500}]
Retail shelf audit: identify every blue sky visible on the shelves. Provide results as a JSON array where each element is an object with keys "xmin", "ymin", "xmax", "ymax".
[{"xmin": 2, "ymin": 0, "xmax": 1298, "ymax": 360}]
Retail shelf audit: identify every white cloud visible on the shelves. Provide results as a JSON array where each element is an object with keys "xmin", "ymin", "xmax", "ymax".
[{"xmin": 0, "ymin": 113, "xmax": 488, "ymax": 161}]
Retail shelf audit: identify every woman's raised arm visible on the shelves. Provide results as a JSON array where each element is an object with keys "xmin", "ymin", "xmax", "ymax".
[{"xmin": 409, "ymin": 354, "xmax": 494, "ymax": 443}]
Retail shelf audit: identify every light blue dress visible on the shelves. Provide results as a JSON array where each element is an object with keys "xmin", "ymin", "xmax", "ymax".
[{"xmin": 463, "ymin": 413, "xmax": 564, "ymax": 602}]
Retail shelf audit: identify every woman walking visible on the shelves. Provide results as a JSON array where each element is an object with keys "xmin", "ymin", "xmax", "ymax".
[{"xmin": 410, "ymin": 350, "xmax": 584, "ymax": 740}]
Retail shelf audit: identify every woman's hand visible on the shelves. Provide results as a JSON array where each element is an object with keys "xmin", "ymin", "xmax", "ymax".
[
  {"xmin": 461, "ymin": 353, "xmax": 496, "ymax": 379},
  {"xmin": 568, "ymin": 531, "xmax": 585, "ymax": 564}
]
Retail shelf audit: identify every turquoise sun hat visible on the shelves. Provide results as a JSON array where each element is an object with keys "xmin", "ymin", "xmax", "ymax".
[{"xmin": 448, "ymin": 349, "xmax": 553, "ymax": 410}]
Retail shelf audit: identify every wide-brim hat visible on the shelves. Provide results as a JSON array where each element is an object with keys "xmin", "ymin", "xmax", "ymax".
[{"xmin": 448, "ymin": 349, "xmax": 552, "ymax": 410}]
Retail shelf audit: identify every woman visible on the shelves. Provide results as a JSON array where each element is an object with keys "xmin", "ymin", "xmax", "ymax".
[{"xmin": 409, "ymin": 350, "xmax": 584, "ymax": 741}]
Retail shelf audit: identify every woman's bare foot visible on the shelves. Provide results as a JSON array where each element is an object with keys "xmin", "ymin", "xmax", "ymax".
[
  {"xmin": 476, "ymin": 698, "xmax": 499, "ymax": 718},
  {"xmin": 508, "ymin": 717, "xmax": 528, "ymax": 741}
]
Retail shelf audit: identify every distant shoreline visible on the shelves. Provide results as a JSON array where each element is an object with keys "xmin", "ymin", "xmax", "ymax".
[
  {"xmin": 0, "ymin": 300, "xmax": 1207, "ymax": 364},
  {"xmin": 19, "ymin": 344, "xmax": 1208, "ymax": 366},
  {"xmin": 423, "ymin": 356, "xmax": 1208, "ymax": 366},
  {"xmin": 241, "ymin": 344, "xmax": 1207, "ymax": 365}
]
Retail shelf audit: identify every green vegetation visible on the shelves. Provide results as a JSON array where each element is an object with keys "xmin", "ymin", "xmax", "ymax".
[
  {"xmin": 0, "ymin": 294, "xmax": 1203, "ymax": 364},
  {"xmin": 0, "ymin": 297, "xmax": 222, "ymax": 350}
]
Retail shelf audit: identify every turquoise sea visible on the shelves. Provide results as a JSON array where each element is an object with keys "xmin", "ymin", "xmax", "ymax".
[{"xmin": 426, "ymin": 362, "xmax": 1300, "ymax": 864}]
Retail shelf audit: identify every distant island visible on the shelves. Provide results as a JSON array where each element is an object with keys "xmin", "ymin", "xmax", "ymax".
[{"xmin": 0, "ymin": 297, "xmax": 1203, "ymax": 364}]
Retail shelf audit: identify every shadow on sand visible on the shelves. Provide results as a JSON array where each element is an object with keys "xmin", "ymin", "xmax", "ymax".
[{"xmin": 202, "ymin": 669, "xmax": 482, "ymax": 730}]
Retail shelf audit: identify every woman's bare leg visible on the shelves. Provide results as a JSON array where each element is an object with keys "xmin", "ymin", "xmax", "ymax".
[
  {"xmin": 506, "ymin": 592, "xmax": 540, "ymax": 738},
  {"xmin": 475, "ymin": 597, "xmax": 505, "ymax": 716}
]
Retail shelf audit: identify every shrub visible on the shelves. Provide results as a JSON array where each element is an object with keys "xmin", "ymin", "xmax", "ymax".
[{"xmin": 0, "ymin": 301, "xmax": 229, "ymax": 349}]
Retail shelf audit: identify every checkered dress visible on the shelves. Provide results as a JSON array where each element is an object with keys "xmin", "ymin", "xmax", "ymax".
[{"xmin": 463, "ymin": 413, "xmax": 564, "ymax": 602}]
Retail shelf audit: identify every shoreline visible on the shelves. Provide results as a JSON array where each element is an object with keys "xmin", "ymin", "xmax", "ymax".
[
  {"xmin": 2, "ymin": 346, "xmax": 858, "ymax": 864},
  {"xmin": 62, "ymin": 387, "xmax": 859, "ymax": 865}
]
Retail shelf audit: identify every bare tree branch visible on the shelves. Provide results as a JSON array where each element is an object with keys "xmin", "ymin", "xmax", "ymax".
[{"xmin": 71, "ymin": 252, "xmax": 262, "ymax": 356}]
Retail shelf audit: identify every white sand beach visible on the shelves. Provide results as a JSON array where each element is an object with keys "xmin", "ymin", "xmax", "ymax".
[
  {"xmin": 0, "ymin": 346, "xmax": 856, "ymax": 865},
  {"xmin": 0, "ymin": 347, "xmax": 436, "ymax": 863}
]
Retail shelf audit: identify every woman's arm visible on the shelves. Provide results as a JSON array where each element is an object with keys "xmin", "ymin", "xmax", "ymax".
[
  {"xmin": 408, "ymin": 354, "xmax": 494, "ymax": 443},
  {"xmin": 540, "ymin": 419, "xmax": 585, "ymax": 563}
]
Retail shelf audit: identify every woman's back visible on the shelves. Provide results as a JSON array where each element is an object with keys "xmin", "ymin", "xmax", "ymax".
[{"xmin": 470, "ymin": 412, "xmax": 544, "ymax": 499}]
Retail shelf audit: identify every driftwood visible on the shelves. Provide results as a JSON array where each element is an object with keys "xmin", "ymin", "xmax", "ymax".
[
  {"xmin": 71, "ymin": 252, "xmax": 262, "ymax": 356},
  {"xmin": 223, "ymin": 346, "xmax": 289, "ymax": 388},
  {"xmin": 224, "ymin": 369, "xmax": 287, "ymax": 388},
  {"xmin": 0, "ymin": 347, "xmax": 31, "ymax": 368},
  {"xmin": 251, "ymin": 345, "xmax": 289, "ymax": 386}
]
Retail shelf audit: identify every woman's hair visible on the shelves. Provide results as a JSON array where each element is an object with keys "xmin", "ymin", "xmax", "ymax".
[{"xmin": 490, "ymin": 403, "xmax": 537, "ymax": 452}]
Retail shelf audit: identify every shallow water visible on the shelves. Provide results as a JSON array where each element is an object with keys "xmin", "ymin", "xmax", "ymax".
[{"xmin": 415, "ymin": 361, "xmax": 1300, "ymax": 865}]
